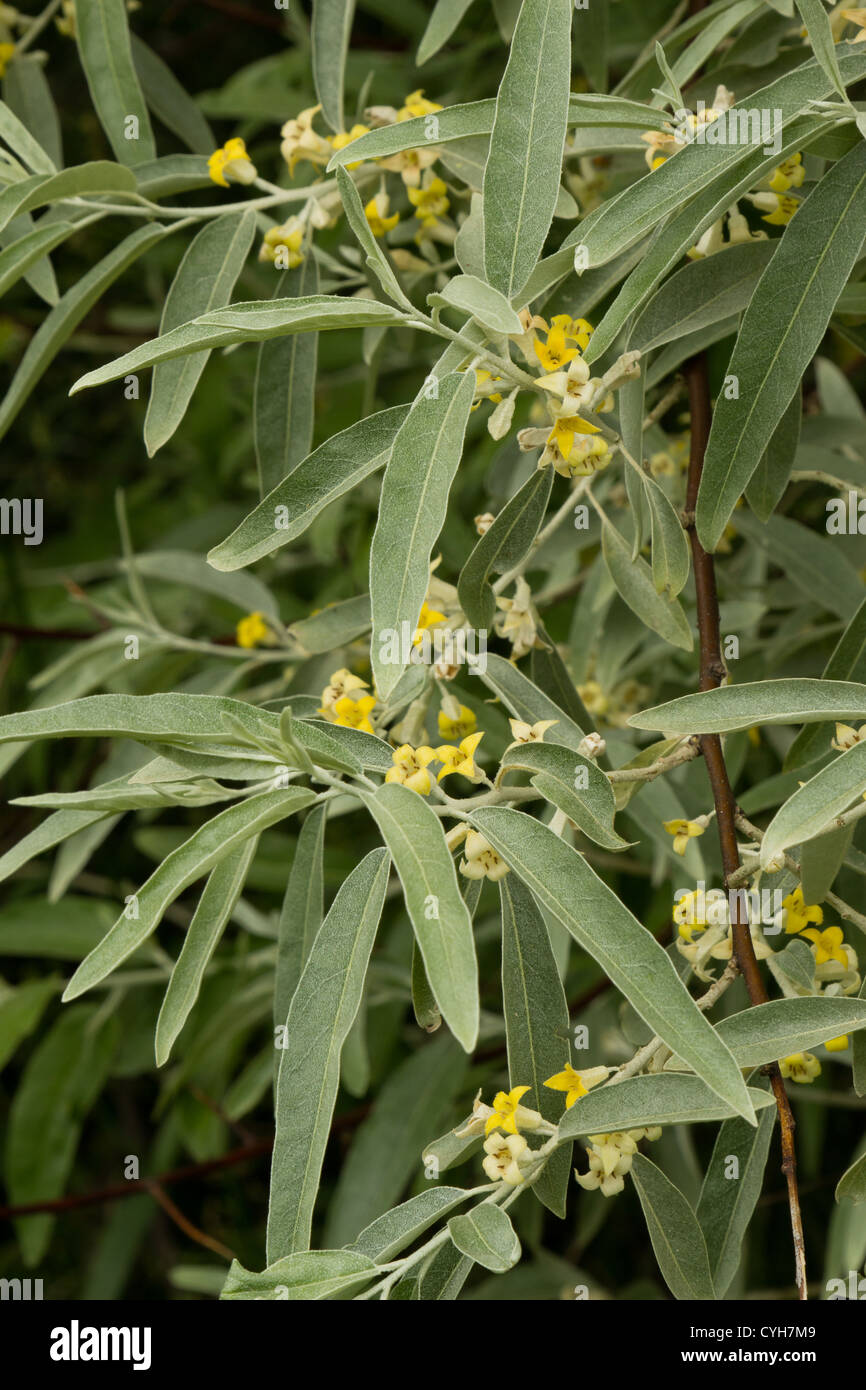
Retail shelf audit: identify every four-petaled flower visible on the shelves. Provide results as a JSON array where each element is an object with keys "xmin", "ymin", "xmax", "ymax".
[
  {"xmin": 333, "ymin": 693, "xmax": 377, "ymax": 733},
  {"xmin": 236, "ymin": 611, "xmax": 271, "ymax": 648},
  {"xmin": 481, "ymin": 1133, "xmax": 529, "ymax": 1185},
  {"xmin": 779, "ymin": 1052, "xmax": 821, "ymax": 1084},
  {"xmin": 438, "ymin": 704, "xmax": 477, "ymax": 741},
  {"xmin": 259, "ymin": 218, "xmax": 305, "ymax": 268},
  {"xmin": 407, "ymin": 174, "xmax": 450, "ymax": 230},
  {"xmin": 208, "ymin": 137, "xmax": 257, "ymax": 188},
  {"xmin": 319, "ymin": 668, "xmax": 369, "ymax": 714},
  {"xmin": 782, "ymin": 886, "xmax": 823, "ymax": 935},
  {"xmin": 435, "ymin": 731, "xmax": 484, "ymax": 781},
  {"xmin": 484, "ymin": 1085, "xmax": 542, "ymax": 1135},
  {"xmin": 364, "ymin": 192, "xmax": 399, "ymax": 237},
  {"xmin": 802, "ymin": 925, "xmax": 848, "ymax": 967},
  {"xmin": 544, "ymin": 1062, "xmax": 610, "ymax": 1109},
  {"xmin": 459, "ymin": 829, "xmax": 509, "ymax": 881},
  {"xmin": 329, "ymin": 123, "xmax": 370, "ymax": 169},
  {"xmin": 663, "ymin": 817, "xmax": 706, "ymax": 856},
  {"xmin": 385, "ymin": 743, "xmax": 437, "ymax": 795},
  {"xmin": 413, "ymin": 600, "xmax": 446, "ymax": 645},
  {"xmin": 832, "ymin": 721, "xmax": 866, "ymax": 751},
  {"xmin": 507, "ymin": 717, "xmax": 558, "ymax": 746}
]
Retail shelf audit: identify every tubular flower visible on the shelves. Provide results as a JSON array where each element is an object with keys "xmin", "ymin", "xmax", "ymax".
[
  {"xmin": 824, "ymin": 1035, "xmax": 850, "ymax": 1052},
  {"xmin": 413, "ymin": 600, "xmax": 447, "ymax": 645},
  {"xmin": 259, "ymin": 218, "xmax": 305, "ymax": 268},
  {"xmin": 482, "ymin": 1133, "xmax": 529, "ymax": 1185},
  {"xmin": 208, "ymin": 137, "xmax": 257, "ymax": 188},
  {"xmin": 753, "ymin": 191, "xmax": 799, "ymax": 225},
  {"xmin": 332, "ymin": 693, "xmax": 377, "ymax": 733},
  {"xmin": 575, "ymin": 1131, "xmax": 639, "ymax": 1197},
  {"xmin": 663, "ymin": 817, "xmax": 706, "ymax": 856},
  {"xmin": 802, "ymin": 925, "xmax": 848, "ymax": 967},
  {"xmin": 507, "ymin": 717, "xmax": 558, "ymax": 746},
  {"xmin": 364, "ymin": 192, "xmax": 400, "ymax": 237},
  {"xmin": 236, "ymin": 611, "xmax": 272, "ymax": 648},
  {"xmin": 385, "ymin": 743, "xmax": 437, "ymax": 794},
  {"xmin": 832, "ymin": 721, "xmax": 866, "ymax": 751},
  {"xmin": 780, "ymin": 1052, "xmax": 821, "ymax": 1084},
  {"xmin": 484, "ymin": 1085, "xmax": 542, "ymax": 1136},
  {"xmin": 280, "ymin": 105, "xmax": 333, "ymax": 175},
  {"xmin": 437, "ymin": 704, "xmax": 477, "ymax": 741},
  {"xmin": 768, "ymin": 153, "xmax": 805, "ymax": 193},
  {"xmin": 435, "ymin": 731, "xmax": 484, "ymax": 781},
  {"xmin": 459, "ymin": 830, "xmax": 510, "ymax": 882},
  {"xmin": 543, "ymin": 1062, "xmax": 610, "ymax": 1109},
  {"xmin": 782, "ymin": 886, "xmax": 823, "ymax": 935},
  {"xmin": 328, "ymin": 123, "xmax": 370, "ymax": 169},
  {"xmin": 319, "ymin": 667, "xmax": 369, "ymax": 714}
]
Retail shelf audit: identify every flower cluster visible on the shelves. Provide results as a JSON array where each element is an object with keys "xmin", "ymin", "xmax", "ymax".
[
  {"xmin": 318, "ymin": 667, "xmax": 378, "ymax": 733},
  {"xmin": 575, "ymin": 1127, "xmax": 662, "ymax": 1197}
]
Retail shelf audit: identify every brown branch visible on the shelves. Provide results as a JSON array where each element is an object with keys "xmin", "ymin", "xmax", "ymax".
[{"xmin": 684, "ymin": 352, "xmax": 807, "ymax": 1301}]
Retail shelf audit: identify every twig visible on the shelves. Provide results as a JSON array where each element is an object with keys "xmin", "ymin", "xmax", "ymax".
[
  {"xmin": 149, "ymin": 1184, "xmax": 235, "ymax": 1262},
  {"xmin": 684, "ymin": 352, "xmax": 807, "ymax": 1302}
]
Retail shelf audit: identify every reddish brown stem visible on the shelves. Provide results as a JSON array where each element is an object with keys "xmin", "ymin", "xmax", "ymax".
[{"xmin": 684, "ymin": 352, "xmax": 807, "ymax": 1301}]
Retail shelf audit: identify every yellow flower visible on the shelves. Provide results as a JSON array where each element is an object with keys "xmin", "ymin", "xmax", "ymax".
[
  {"xmin": 259, "ymin": 218, "xmax": 304, "ymax": 268},
  {"xmin": 534, "ymin": 323, "xmax": 578, "ymax": 372},
  {"xmin": 824, "ymin": 1035, "xmax": 850, "ymax": 1052},
  {"xmin": 551, "ymin": 314, "xmax": 594, "ymax": 351},
  {"xmin": 329, "ymin": 123, "xmax": 370, "ymax": 169},
  {"xmin": 0, "ymin": 40, "xmax": 14, "ymax": 76},
  {"xmin": 208, "ymin": 137, "xmax": 257, "ymax": 188},
  {"xmin": 578, "ymin": 680, "xmax": 608, "ymax": 716},
  {"xmin": 542, "ymin": 420, "xmax": 609, "ymax": 477},
  {"xmin": 318, "ymin": 668, "xmax": 369, "ymax": 714},
  {"xmin": 236, "ymin": 611, "xmax": 271, "ymax": 648},
  {"xmin": 782, "ymin": 886, "xmax": 823, "ymax": 935},
  {"xmin": 280, "ymin": 105, "xmax": 333, "ymax": 175},
  {"xmin": 385, "ymin": 743, "xmax": 437, "ymax": 795},
  {"xmin": 544, "ymin": 1062, "xmax": 610, "ymax": 1109},
  {"xmin": 482, "ymin": 1132, "xmax": 528, "ymax": 1185},
  {"xmin": 841, "ymin": 7, "xmax": 866, "ymax": 40},
  {"xmin": 437, "ymin": 704, "xmax": 477, "ymax": 741},
  {"xmin": 398, "ymin": 89, "xmax": 443, "ymax": 121},
  {"xmin": 759, "ymin": 192, "xmax": 799, "ymax": 225},
  {"xmin": 412, "ymin": 600, "xmax": 446, "ymax": 645},
  {"xmin": 435, "ymin": 731, "xmax": 484, "ymax": 781},
  {"xmin": 55, "ymin": 0, "xmax": 76, "ymax": 37},
  {"xmin": 769, "ymin": 153, "xmax": 805, "ymax": 194},
  {"xmin": 484, "ymin": 1085, "xmax": 542, "ymax": 1136},
  {"xmin": 507, "ymin": 717, "xmax": 558, "ymax": 745},
  {"xmin": 472, "ymin": 368, "xmax": 503, "ymax": 406},
  {"xmin": 779, "ymin": 1052, "xmax": 821, "ymax": 1083},
  {"xmin": 673, "ymin": 887, "xmax": 729, "ymax": 941},
  {"xmin": 832, "ymin": 721, "xmax": 866, "ymax": 751},
  {"xmin": 407, "ymin": 174, "xmax": 450, "ymax": 228},
  {"xmin": 364, "ymin": 192, "xmax": 400, "ymax": 237},
  {"xmin": 333, "ymin": 693, "xmax": 377, "ymax": 733},
  {"xmin": 663, "ymin": 817, "xmax": 706, "ymax": 856},
  {"xmin": 802, "ymin": 925, "xmax": 848, "ymax": 967},
  {"xmin": 459, "ymin": 829, "xmax": 510, "ymax": 882}
]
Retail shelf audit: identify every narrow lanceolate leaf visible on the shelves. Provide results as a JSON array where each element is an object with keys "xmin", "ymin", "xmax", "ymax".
[
  {"xmin": 601, "ymin": 514, "xmax": 693, "ymax": 651},
  {"xmin": 369, "ymin": 371, "xmax": 474, "ymax": 700},
  {"xmin": 266, "ymin": 848, "xmax": 389, "ymax": 1261},
  {"xmin": 0, "ymin": 222, "xmax": 80, "ymax": 299},
  {"xmin": 447, "ymin": 1205, "xmax": 521, "ymax": 1273},
  {"xmin": 786, "ymin": 596, "xmax": 866, "ymax": 769},
  {"xmin": 643, "ymin": 472, "xmax": 690, "ymax": 598},
  {"xmin": 222, "ymin": 1250, "xmax": 376, "ymax": 1301},
  {"xmin": 144, "ymin": 210, "xmax": 256, "ymax": 455},
  {"xmin": 0, "ymin": 98, "xmax": 56, "ymax": 173},
  {"xmin": 336, "ymin": 166, "xmax": 412, "ymax": 310},
  {"xmin": 629, "ymin": 679, "xmax": 866, "ymax": 734},
  {"xmin": 274, "ymin": 803, "xmax": 327, "ymax": 1029},
  {"xmin": 458, "ymin": 467, "xmax": 552, "ymax": 629},
  {"xmin": 70, "ymin": 297, "xmax": 410, "ymax": 394},
  {"xmin": 745, "ymin": 385, "xmax": 802, "ymax": 522},
  {"xmin": 696, "ymin": 143, "xmax": 866, "ymax": 552},
  {"xmin": 75, "ymin": 0, "xmax": 155, "ymax": 164},
  {"xmin": 760, "ymin": 742, "xmax": 866, "ymax": 866},
  {"xmin": 209, "ymin": 405, "xmax": 409, "ymax": 571},
  {"xmin": 712, "ymin": 998, "xmax": 866, "ymax": 1067},
  {"xmin": 312, "ymin": 0, "xmax": 355, "ymax": 132},
  {"xmin": 500, "ymin": 875, "xmax": 572, "ymax": 1216},
  {"xmin": 482, "ymin": 0, "xmax": 572, "ymax": 298},
  {"xmin": 418, "ymin": 0, "xmax": 478, "ymax": 64},
  {"xmin": 795, "ymin": 0, "xmax": 848, "ymax": 101},
  {"xmin": 469, "ymin": 809, "xmax": 755, "ymax": 1122},
  {"xmin": 500, "ymin": 741, "xmax": 629, "ymax": 850},
  {"xmin": 7, "ymin": 1005, "xmax": 118, "ymax": 1264},
  {"xmin": 697, "ymin": 1097, "xmax": 776, "ymax": 1297},
  {"xmin": 0, "ymin": 162, "xmax": 136, "ymax": 234},
  {"xmin": 631, "ymin": 1154, "xmax": 715, "ymax": 1300},
  {"xmin": 360, "ymin": 784, "xmax": 479, "ymax": 1051},
  {"xmin": 475, "ymin": 652, "xmax": 586, "ymax": 750},
  {"xmin": 0, "ymin": 223, "xmax": 165, "ymax": 444},
  {"xmin": 558, "ymin": 1074, "xmax": 774, "ymax": 1140},
  {"xmin": 630, "ymin": 240, "xmax": 776, "ymax": 353},
  {"xmin": 347, "ymin": 1189, "xmax": 470, "ymax": 1262},
  {"xmin": 63, "ymin": 788, "xmax": 315, "ymax": 1000},
  {"xmin": 0, "ymin": 691, "xmax": 283, "ymax": 746},
  {"xmin": 2, "ymin": 56, "xmax": 63, "ymax": 169},
  {"xmin": 154, "ymin": 837, "xmax": 258, "ymax": 1065},
  {"xmin": 130, "ymin": 36, "xmax": 214, "ymax": 155},
  {"xmin": 254, "ymin": 255, "xmax": 319, "ymax": 495}
]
